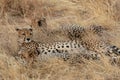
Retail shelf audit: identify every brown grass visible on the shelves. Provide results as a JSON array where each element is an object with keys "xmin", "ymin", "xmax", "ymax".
[{"xmin": 0, "ymin": 0, "xmax": 120, "ymax": 80}]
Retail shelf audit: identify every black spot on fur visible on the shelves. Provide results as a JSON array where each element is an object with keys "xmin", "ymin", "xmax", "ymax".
[
  {"xmin": 36, "ymin": 50, "xmax": 40, "ymax": 55},
  {"xmin": 57, "ymin": 46, "xmax": 60, "ymax": 48},
  {"xmin": 62, "ymin": 46, "xmax": 64, "ymax": 48},
  {"xmin": 66, "ymin": 46, "xmax": 69, "ymax": 48},
  {"xmin": 56, "ymin": 49, "xmax": 61, "ymax": 53},
  {"xmin": 65, "ymin": 50, "xmax": 68, "ymax": 53},
  {"xmin": 78, "ymin": 44, "xmax": 80, "ymax": 47},
  {"xmin": 112, "ymin": 46, "xmax": 117, "ymax": 49},
  {"xmin": 42, "ymin": 48, "xmax": 44, "ymax": 49},
  {"xmin": 44, "ymin": 52, "xmax": 47, "ymax": 54},
  {"xmin": 52, "ymin": 50, "xmax": 56, "ymax": 53},
  {"xmin": 48, "ymin": 50, "xmax": 51, "ymax": 52},
  {"xmin": 118, "ymin": 51, "xmax": 120, "ymax": 54}
]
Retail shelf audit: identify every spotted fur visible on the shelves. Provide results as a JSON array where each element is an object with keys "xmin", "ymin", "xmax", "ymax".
[
  {"xmin": 60, "ymin": 24, "xmax": 120, "ymax": 64},
  {"xmin": 15, "ymin": 25, "xmax": 120, "ymax": 65},
  {"xmin": 15, "ymin": 26, "xmax": 100, "ymax": 64}
]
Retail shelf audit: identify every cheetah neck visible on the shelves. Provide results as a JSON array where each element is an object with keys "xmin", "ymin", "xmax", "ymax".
[{"xmin": 20, "ymin": 40, "xmax": 39, "ymax": 49}]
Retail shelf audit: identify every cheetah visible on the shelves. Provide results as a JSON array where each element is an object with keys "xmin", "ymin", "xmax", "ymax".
[
  {"xmin": 59, "ymin": 24, "xmax": 120, "ymax": 64},
  {"xmin": 15, "ymin": 25, "xmax": 120, "ymax": 65},
  {"xmin": 15, "ymin": 26, "xmax": 40, "ymax": 64},
  {"xmin": 15, "ymin": 26, "xmax": 100, "ymax": 64}
]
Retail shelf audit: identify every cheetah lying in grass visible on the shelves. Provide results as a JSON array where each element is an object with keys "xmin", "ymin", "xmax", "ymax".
[
  {"xmin": 59, "ymin": 24, "xmax": 120, "ymax": 63},
  {"xmin": 15, "ymin": 26, "xmax": 101, "ymax": 65},
  {"xmin": 15, "ymin": 25, "xmax": 120, "ymax": 65}
]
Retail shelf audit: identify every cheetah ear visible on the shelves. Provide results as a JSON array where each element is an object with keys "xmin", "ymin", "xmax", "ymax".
[
  {"xmin": 38, "ymin": 17, "xmax": 46, "ymax": 27},
  {"xmin": 38, "ymin": 20, "xmax": 42, "ymax": 26},
  {"xmin": 15, "ymin": 28, "xmax": 20, "ymax": 31},
  {"xmin": 40, "ymin": 17, "xmax": 46, "ymax": 21},
  {"xmin": 29, "ymin": 25, "xmax": 33, "ymax": 31},
  {"xmin": 29, "ymin": 28, "xmax": 32, "ymax": 31},
  {"xmin": 42, "ymin": 17, "xmax": 46, "ymax": 21},
  {"xmin": 30, "ymin": 25, "xmax": 32, "ymax": 28}
]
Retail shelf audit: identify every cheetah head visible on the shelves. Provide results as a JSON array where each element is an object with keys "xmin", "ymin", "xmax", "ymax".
[{"xmin": 16, "ymin": 26, "xmax": 33, "ymax": 43}]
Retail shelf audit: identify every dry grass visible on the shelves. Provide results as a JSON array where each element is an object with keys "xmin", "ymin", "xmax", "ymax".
[{"xmin": 0, "ymin": 0, "xmax": 120, "ymax": 80}]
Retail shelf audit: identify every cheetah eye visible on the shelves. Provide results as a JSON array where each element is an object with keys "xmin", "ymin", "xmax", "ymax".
[{"xmin": 30, "ymin": 33, "xmax": 32, "ymax": 35}]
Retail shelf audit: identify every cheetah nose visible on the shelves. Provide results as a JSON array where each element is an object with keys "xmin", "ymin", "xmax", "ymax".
[{"xmin": 27, "ymin": 38, "xmax": 30, "ymax": 41}]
